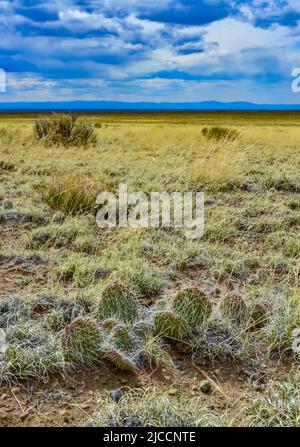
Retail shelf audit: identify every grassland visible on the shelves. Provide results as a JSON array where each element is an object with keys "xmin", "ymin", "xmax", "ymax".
[{"xmin": 0, "ymin": 111, "xmax": 299, "ymax": 427}]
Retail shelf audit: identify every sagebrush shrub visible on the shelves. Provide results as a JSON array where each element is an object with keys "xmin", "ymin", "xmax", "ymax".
[{"xmin": 34, "ymin": 114, "xmax": 97, "ymax": 148}]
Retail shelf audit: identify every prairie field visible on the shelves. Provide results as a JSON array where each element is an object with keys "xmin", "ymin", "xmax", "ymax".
[{"xmin": 0, "ymin": 111, "xmax": 299, "ymax": 427}]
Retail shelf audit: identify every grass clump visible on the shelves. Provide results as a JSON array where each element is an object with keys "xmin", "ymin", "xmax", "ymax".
[
  {"xmin": 201, "ymin": 127, "xmax": 239, "ymax": 142},
  {"xmin": 141, "ymin": 335, "xmax": 169, "ymax": 369},
  {"xmin": 154, "ymin": 311, "xmax": 190, "ymax": 341},
  {"xmin": 61, "ymin": 316, "xmax": 103, "ymax": 365},
  {"xmin": 1, "ymin": 321, "xmax": 65, "ymax": 382},
  {"xmin": 43, "ymin": 174, "xmax": 108, "ymax": 215},
  {"xmin": 244, "ymin": 373, "xmax": 300, "ymax": 426},
  {"xmin": 265, "ymin": 293, "xmax": 300, "ymax": 357},
  {"xmin": 34, "ymin": 114, "xmax": 97, "ymax": 148},
  {"xmin": 84, "ymin": 387, "xmax": 217, "ymax": 427},
  {"xmin": 97, "ymin": 280, "xmax": 140, "ymax": 324},
  {"xmin": 173, "ymin": 288, "xmax": 212, "ymax": 328}
]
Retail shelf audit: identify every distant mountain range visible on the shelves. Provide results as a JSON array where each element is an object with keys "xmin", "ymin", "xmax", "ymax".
[{"xmin": 0, "ymin": 100, "xmax": 300, "ymax": 111}]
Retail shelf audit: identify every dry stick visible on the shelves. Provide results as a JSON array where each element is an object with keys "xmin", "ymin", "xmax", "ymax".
[
  {"xmin": 192, "ymin": 362, "xmax": 228, "ymax": 400},
  {"xmin": 10, "ymin": 388, "xmax": 26, "ymax": 414}
]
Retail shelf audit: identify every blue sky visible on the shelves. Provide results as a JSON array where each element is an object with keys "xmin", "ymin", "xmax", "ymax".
[{"xmin": 1, "ymin": 0, "xmax": 300, "ymax": 104}]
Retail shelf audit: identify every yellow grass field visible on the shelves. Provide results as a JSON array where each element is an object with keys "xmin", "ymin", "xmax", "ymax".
[{"xmin": 0, "ymin": 112, "xmax": 299, "ymax": 427}]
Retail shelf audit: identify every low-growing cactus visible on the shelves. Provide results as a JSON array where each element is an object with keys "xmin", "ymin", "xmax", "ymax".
[
  {"xmin": 248, "ymin": 301, "xmax": 270, "ymax": 330},
  {"xmin": 97, "ymin": 281, "xmax": 139, "ymax": 323},
  {"xmin": 104, "ymin": 346, "xmax": 137, "ymax": 373},
  {"xmin": 61, "ymin": 316, "xmax": 103, "ymax": 364},
  {"xmin": 154, "ymin": 311, "xmax": 190, "ymax": 341},
  {"xmin": 101, "ymin": 318, "xmax": 120, "ymax": 331},
  {"xmin": 220, "ymin": 293, "xmax": 247, "ymax": 324},
  {"xmin": 110, "ymin": 324, "xmax": 134, "ymax": 351},
  {"xmin": 173, "ymin": 288, "xmax": 212, "ymax": 328}
]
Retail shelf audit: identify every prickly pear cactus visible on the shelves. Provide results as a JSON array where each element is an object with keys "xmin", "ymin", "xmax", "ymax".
[
  {"xmin": 110, "ymin": 324, "xmax": 134, "ymax": 351},
  {"xmin": 248, "ymin": 301, "xmax": 270, "ymax": 330},
  {"xmin": 220, "ymin": 293, "xmax": 247, "ymax": 324},
  {"xmin": 104, "ymin": 346, "xmax": 137, "ymax": 373},
  {"xmin": 61, "ymin": 316, "xmax": 103, "ymax": 364},
  {"xmin": 173, "ymin": 288, "xmax": 212, "ymax": 328},
  {"xmin": 154, "ymin": 311, "xmax": 190, "ymax": 341},
  {"xmin": 97, "ymin": 280, "xmax": 139, "ymax": 323},
  {"xmin": 101, "ymin": 318, "xmax": 120, "ymax": 331}
]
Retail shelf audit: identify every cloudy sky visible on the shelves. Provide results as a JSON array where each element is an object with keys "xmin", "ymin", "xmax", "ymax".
[{"xmin": 1, "ymin": 0, "xmax": 300, "ymax": 104}]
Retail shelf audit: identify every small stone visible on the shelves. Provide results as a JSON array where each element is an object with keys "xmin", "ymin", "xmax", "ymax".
[
  {"xmin": 164, "ymin": 375, "xmax": 171, "ymax": 381},
  {"xmin": 192, "ymin": 385, "xmax": 199, "ymax": 392},
  {"xmin": 200, "ymin": 380, "xmax": 211, "ymax": 394},
  {"xmin": 253, "ymin": 383, "xmax": 266, "ymax": 392},
  {"xmin": 168, "ymin": 388, "xmax": 178, "ymax": 396},
  {"xmin": 109, "ymin": 389, "xmax": 123, "ymax": 403}
]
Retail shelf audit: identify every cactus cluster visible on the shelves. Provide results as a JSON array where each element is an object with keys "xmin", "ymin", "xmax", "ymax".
[
  {"xmin": 173, "ymin": 288, "xmax": 212, "ymax": 328},
  {"xmin": 61, "ymin": 316, "xmax": 103, "ymax": 364},
  {"xmin": 97, "ymin": 281, "xmax": 140, "ymax": 323}
]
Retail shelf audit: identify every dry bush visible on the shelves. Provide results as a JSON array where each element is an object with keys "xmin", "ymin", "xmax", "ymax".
[{"xmin": 34, "ymin": 114, "xmax": 97, "ymax": 148}]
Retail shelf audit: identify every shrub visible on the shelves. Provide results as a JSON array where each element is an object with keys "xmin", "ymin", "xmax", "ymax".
[
  {"xmin": 34, "ymin": 114, "xmax": 97, "ymax": 148},
  {"xmin": 154, "ymin": 311, "xmax": 190, "ymax": 341},
  {"xmin": 97, "ymin": 280, "xmax": 140, "ymax": 323},
  {"xmin": 173, "ymin": 288, "xmax": 212, "ymax": 328},
  {"xmin": 61, "ymin": 316, "xmax": 103, "ymax": 365},
  {"xmin": 201, "ymin": 127, "xmax": 239, "ymax": 142}
]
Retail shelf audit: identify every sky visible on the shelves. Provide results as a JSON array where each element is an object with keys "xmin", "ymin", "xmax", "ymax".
[{"xmin": 1, "ymin": 0, "xmax": 300, "ymax": 104}]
